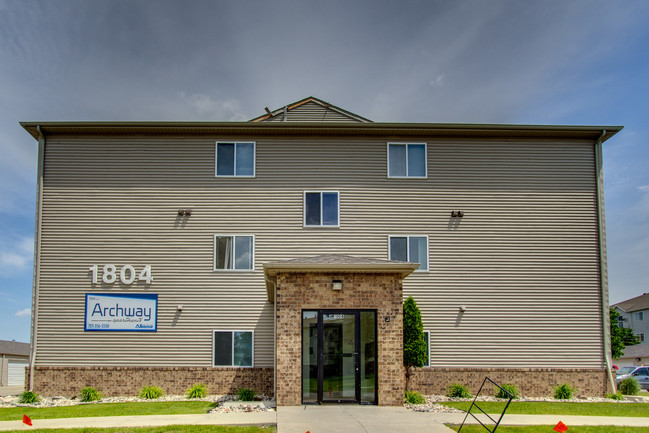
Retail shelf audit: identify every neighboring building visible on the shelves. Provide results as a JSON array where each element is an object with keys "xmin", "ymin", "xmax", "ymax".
[
  {"xmin": 612, "ymin": 293, "xmax": 649, "ymax": 346},
  {"xmin": 616, "ymin": 344, "xmax": 649, "ymax": 367},
  {"xmin": 0, "ymin": 340, "xmax": 30, "ymax": 387},
  {"xmin": 22, "ymin": 97, "xmax": 622, "ymax": 404}
]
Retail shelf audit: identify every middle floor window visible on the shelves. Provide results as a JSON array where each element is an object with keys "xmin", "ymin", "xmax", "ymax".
[
  {"xmin": 304, "ymin": 191, "xmax": 339, "ymax": 227},
  {"xmin": 214, "ymin": 235, "xmax": 254, "ymax": 270},
  {"xmin": 389, "ymin": 235, "xmax": 428, "ymax": 271}
]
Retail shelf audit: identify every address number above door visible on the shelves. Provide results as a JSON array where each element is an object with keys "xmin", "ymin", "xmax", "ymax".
[{"xmin": 89, "ymin": 265, "xmax": 153, "ymax": 285}]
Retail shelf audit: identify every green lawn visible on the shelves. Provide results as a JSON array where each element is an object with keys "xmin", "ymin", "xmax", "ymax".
[
  {"xmin": 0, "ymin": 426, "xmax": 273, "ymax": 433},
  {"xmin": 439, "ymin": 401, "xmax": 649, "ymax": 417},
  {"xmin": 0, "ymin": 401, "xmax": 218, "ymax": 421},
  {"xmin": 448, "ymin": 426, "xmax": 649, "ymax": 433}
]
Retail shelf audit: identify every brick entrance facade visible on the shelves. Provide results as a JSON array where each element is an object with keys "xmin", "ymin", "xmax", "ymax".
[{"xmin": 273, "ymin": 270, "xmax": 411, "ymax": 406}]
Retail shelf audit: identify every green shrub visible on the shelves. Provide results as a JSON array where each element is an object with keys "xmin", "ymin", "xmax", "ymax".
[
  {"xmin": 237, "ymin": 387, "xmax": 256, "ymax": 401},
  {"xmin": 80, "ymin": 386, "xmax": 102, "ymax": 402},
  {"xmin": 186, "ymin": 383, "xmax": 208, "ymax": 399},
  {"xmin": 618, "ymin": 378, "xmax": 640, "ymax": 396},
  {"xmin": 447, "ymin": 383, "xmax": 471, "ymax": 398},
  {"xmin": 139, "ymin": 385, "xmax": 165, "ymax": 399},
  {"xmin": 554, "ymin": 383, "xmax": 575, "ymax": 400},
  {"xmin": 495, "ymin": 383, "xmax": 519, "ymax": 399},
  {"xmin": 404, "ymin": 390, "xmax": 426, "ymax": 404},
  {"xmin": 607, "ymin": 392, "xmax": 624, "ymax": 400},
  {"xmin": 19, "ymin": 391, "xmax": 39, "ymax": 404}
]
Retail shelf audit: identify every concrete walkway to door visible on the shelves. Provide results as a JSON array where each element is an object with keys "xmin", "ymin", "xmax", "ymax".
[{"xmin": 277, "ymin": 405, "xmax": 455, "ymax": 433}]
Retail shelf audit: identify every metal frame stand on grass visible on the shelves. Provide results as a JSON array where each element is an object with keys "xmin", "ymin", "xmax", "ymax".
[{"xmin": 458, "ymin": 377, "xmax": 514, "ymax": 433}]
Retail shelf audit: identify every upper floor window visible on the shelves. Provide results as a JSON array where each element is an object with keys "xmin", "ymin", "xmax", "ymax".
[
  {"xmin": 634, "ymin": 312, "xmax": 644, "ymax": 320},
  {"xmin": 304, "ymin": 191, "xmax": 339, "ymax": 227},
  {"xmin": 214, "ymin": 235, "xmax": 254, "ymax": 271},
  {"xmin": 388, "ymin": 143, "xmax": 427, "ymax": 178},
  {"xmin": 389, "ymin": 235, "xmax": 428, "ymax": 271},
  {"xmin": 215, "ymin": 142, "xmax": 255, "ymax": 177}
]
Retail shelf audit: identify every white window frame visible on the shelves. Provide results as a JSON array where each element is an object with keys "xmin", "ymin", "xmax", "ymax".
[
  {"xmin": 634, "ymin": 311, "xmax": 644, "ymax": 320},
  {"xmin": 423, "ymin": 330, "xmax": 430, "ymax": 367},
  {"xmin": 388, "ymin": 235, "xmax": 429, "ymax": 272},
  {"xmin": 213, "ymin": 234, "xmax": 255, "ymax": 271},
  {"xmin": 387, "ymin": 142, "xmax": 428, "ymax": 179},
  {"xmin": 215, "ymin": 141, "xmax": 256, "ymax": 177},
  {"xmin": 303, "ymin": 191, "xmax": 340, "ymax": 228},
  {"xmin": 212, "ymin": 330, "xmax": 254, "ymax": 367}
]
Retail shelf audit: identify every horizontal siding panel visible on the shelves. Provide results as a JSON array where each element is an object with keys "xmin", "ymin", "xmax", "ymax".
[{"xmin": 35, "ymin": 135, "xmax": 603, "ymax": 369}]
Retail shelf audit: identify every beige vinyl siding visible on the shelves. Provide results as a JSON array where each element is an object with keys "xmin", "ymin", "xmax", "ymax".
[
  {"xmin": 262, "ymin": 101, "xmax": 363, "ymax": 122},
  {"xmin": 36, "ymin": 135, "xmax": 603, "ymax": 368}
]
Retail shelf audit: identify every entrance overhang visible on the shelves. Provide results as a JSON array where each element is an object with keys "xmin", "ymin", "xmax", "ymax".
[{"xmin": 263, "ymin": 254, "xmax": 419, "ymax": 302}]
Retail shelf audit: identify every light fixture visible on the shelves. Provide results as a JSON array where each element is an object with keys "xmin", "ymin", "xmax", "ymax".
[
  {"xmin": 451, "ymin": 210, "xmax": 465, "ymax": 218},
  {"xmin": 332, "ymin": 280, "xmax": 343, "ymax": 291},
  {"xmin": 177, "ymin": 305, "xmax": 183, "ymax": 311},
  {"xmin": 459, "ymin": 305, "xmax": 467, "ymax": 313},
  {"xmin": 177, "ymin": 209, "xmax": 192, "ymax": 217},
  {"xmin": 385, "ymin": 316, "xmax": 390, "ymax": 322}
]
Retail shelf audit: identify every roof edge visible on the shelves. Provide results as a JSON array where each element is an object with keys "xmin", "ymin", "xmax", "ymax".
[{"xmin": 20, "ymin": 121, "xmax": 624, "ymax": 143}]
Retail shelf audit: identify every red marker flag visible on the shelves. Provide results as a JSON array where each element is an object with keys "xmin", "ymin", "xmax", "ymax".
[
  {"xmin": 22, "ymin": 414, "xmax": 32, "ymax": 426},
  {"xmin": 553, "ymin": 421, "xmax": 568, "ymax": 432}
]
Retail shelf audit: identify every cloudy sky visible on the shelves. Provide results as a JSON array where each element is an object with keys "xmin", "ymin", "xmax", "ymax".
[{"xmin": 1, "ymin": 0, "xmax": 648, "ymax": 342}]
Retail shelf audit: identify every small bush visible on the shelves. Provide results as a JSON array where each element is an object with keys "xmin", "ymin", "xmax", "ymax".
[
  {"xmin": 80, "ymin": 386, "xmax": 101, "ymax": 402},
  {"xmin": 607, "ymin": 392, "xmax": 624, "ymax": 400},
  {"xmin": 495, "ymin": 383, "xmax": 519, "ymax": 399},
  {"xmin": 186, "ymin": 383, "xmax": 208, "ymax": 399},
  {"xmin": 139, "ymin": 385, "xmax": 164, "ymax": 399},
  {"xmin": 554, "ymin": 383, "xmax": 575, "ymax": 400},
  {"xmin": 447, "ymin": 383, "xmax": 471, "ymax": 398},
  {"xmin": 404, "ymin": 390, "xmax": 426, "ymax": 404},
  {"xmin": 618, "ymin": 378, "xmax": 640, "ymax": 396},
  {"xmin": 237, "ymin": 387, "xmax": 256, "ymax": 401},
  {"xmin": 19, "ymin": 391, "xmax": 39, "ymax": 404}
]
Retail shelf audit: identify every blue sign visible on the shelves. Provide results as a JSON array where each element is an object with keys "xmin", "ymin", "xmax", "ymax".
[{"xmin": 85, "ymin": 293, "xmax": 158, "ymax": 331}]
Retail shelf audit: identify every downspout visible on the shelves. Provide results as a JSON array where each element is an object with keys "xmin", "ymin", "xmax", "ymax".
[
  {"xmin": 594, "ymin": 130, "xmax": 616, "ymax": 394},
  {"xmin": 28, "ymin": 126, "xmax": 45, "ymax": 391},
  {"xmin": 264, "ymin": 274, "xmax": 278, "ymax": 402}
]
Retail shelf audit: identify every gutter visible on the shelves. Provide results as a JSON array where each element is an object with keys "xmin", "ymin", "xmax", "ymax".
[
  {"xmin": 28, "ymin": 126, "xmax": 45, "ymax": 391},
  {"xmin": 594, "ymin": 129, "xmax": 616, "ymax": 393}
]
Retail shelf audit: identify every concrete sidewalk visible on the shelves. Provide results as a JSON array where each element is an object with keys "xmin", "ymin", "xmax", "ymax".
[{"xmin": 0, "ymin": 405, "xmax": 645, "ymax": 432}]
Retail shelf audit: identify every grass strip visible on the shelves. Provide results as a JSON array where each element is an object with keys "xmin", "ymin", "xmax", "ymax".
[
  {"xmin": 0, "ymin": 426, "xmax": 274, "ymax": 433},
  {"xmin": 0, "ymin": 401, "xmax": 218, "ymax": 421},
  {"xmin": 439, "ymin": 401, "xmax": 649, "ymax": 417},
  {"xmin": 448, "ymin": 425, "xmax": 649, "ymax": 433}
]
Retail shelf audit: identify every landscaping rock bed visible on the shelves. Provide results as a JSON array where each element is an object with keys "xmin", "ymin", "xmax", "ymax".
[{"xmin": 404, "ymin": 394, "xmax": 644, "ymax": 413}]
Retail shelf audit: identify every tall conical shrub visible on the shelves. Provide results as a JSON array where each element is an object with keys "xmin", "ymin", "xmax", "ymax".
[{"xmin": 403, "ymin": 296, "xmax": 427, "ymax": 390}]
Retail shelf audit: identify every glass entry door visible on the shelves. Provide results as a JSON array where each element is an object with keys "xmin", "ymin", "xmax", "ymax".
[{"xmin": 302, "ymin": 310, "xmax": 376, "ymax": 404}]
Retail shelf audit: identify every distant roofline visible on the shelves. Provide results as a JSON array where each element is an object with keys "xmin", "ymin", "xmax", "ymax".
[
  {"xmin": 611, "ymin": 292, "xmax": 649, "ymax": 313},
  {"xmin": 20, "ymin": 121, "xmax": 623, "ymax": 143}
]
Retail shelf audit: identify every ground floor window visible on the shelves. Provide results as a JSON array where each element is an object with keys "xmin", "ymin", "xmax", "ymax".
[
  {"xmin": 423, "ymin": 330, "xmax": 430, "ymax": 367},
  {"xmin": 213, "ymin": 330, "xmax": 253, "ymax": 367}
]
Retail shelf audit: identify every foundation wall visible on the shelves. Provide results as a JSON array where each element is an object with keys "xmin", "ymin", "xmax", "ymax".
[
  {"xmin": 275, "ymin": 272, "xmax": 405, "ymax": 406},
  {"xmin": 410, "ymin": 367, "xmax": 613, "ymax": 397},
  {"xmin": 27, "ymin": 366, "xmax": 273, "ymax": 397}
]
